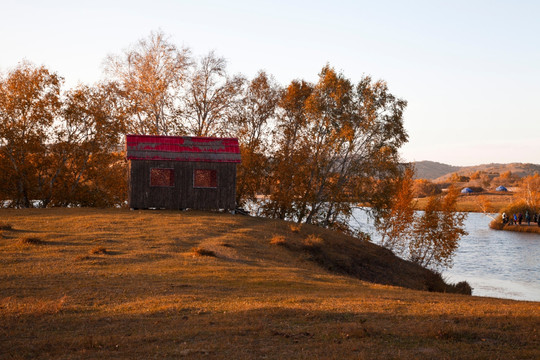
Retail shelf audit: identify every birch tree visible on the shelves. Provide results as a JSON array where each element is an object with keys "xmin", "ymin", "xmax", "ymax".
[
  {"xmin": 180, "ymin": 51, "xmax": 244, "ymax": 136},
  {"xmin": 105, "ymin": 31, "xmax": 190, "ymax": 135},
  {"xmin": 228, "ymin": 71, "xmax": 281, "ymax": 205},
  {"xmin": 408, "ymin": 186, "xmax": 467, "ymax": 270},
  {"xmin": 265, "ymin": 65, "xmax": 408, "ymax": 230}
]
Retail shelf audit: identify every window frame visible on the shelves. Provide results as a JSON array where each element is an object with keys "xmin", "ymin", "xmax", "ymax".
[
  {"xmin": 193, "ymin": 169, "xmax": 218, "ymax": 189},
  {"xmin": 149, "ymin": 168, "xmax": 175, "ymax": 187}
]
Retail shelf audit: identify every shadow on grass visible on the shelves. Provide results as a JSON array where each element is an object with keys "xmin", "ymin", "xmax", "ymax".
[{"xmin": 1, "ymin": 307, "xmax": 538, "ymax": 360}]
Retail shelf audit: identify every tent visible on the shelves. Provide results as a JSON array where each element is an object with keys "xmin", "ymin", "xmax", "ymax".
[
  {"xmin": 496, "ymin": 185, "xmax": 508, "ymax": 192},
  {"xmin": 461, "ymin": 187, "xmax": 473, "ymax": 194}
]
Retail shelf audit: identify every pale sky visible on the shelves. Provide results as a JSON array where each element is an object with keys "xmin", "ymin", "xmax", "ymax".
[{"xmin": 1, "ymin": 0, "xmax": 539, "ymax": 166}]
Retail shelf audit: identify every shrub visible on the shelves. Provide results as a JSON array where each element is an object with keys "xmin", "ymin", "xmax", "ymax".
[
  {"xmin": 90, "ymin": 246, "xmax": 107, "ymax": 254},
  {"xmin": 289, "ymin": 223, "xmax": 302, "ymax": 233},
  {"xmin": 452, "ymin": 281, "xmax": 473, "ymax": 295},
  {"xmin": 303, "ymin": 234, "xmax": 324, "ymax": 252},
  {"xmin": 270, "ymin": 235, "xmax": 287, "ymax": 246},
  {"xmin": 500, "ymin": 202, "xmax": 536, "ymax": 218},
  {"xmin": 19, "ymin": 237, "xmax": 46, "ymax": 245},
  {"xmin": 191, "ymin": 247, "xmax": 216, "ymax": 257},
  {"xmin": 489, "ymin": 216, "xmax": 504, "ymax": 230},
  {"xmin": 413, "ymin": 179, "xmax": 442, "ymax": 198}
]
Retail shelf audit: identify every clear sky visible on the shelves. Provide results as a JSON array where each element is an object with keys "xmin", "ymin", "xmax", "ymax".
[{"xmin": 1, "ymin": 0, "xmax": 539, "ymax": 166}]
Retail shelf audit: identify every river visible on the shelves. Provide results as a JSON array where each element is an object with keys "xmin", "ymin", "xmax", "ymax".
[
  {"xmin": 443, "ymin": 212, "xmax": 540, "ymax": 302},
  {"xmin": 351, "ymin": 209, "xmax": 540, "ymax": 302}
]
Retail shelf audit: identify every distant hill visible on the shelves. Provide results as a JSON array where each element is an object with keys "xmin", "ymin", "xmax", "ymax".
[
  {"xmin": 433, "ymin": 163, "xmax": 540, "ymax": 182},
  {"xmin": 411, "ymin": 161, "xmax": 462, "ymax": 180},
  {"xmin": 411, "ymin": 161, "xmax": 540, "ymax": 181}
]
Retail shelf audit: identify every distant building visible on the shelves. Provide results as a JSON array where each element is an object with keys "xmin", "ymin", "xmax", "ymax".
[{"xmin": 126, "ymin": 135, "xmax": 241, "ymax": 210}]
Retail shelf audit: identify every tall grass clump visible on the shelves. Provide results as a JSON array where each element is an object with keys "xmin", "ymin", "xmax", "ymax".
[
  {"xmin": 289, "ymin": 223, "xmax": 302, "ymax": 233},
  {"xmin": 191, "ymin": 246, "xmax": 216, "ymax": 257},
  {"xmin": 270, "ymin": 235, "xmax": 287, "ymax": 246},
  {"xmin": 19, "ymin": 237, "xmax": 46, "ymax": 246},
  {"xmin": 90, "ymin": 246, "xmax": 108, "ymax": 255},
  {"xmin": 489, "ymin": 214, "xmax": 504, "ymax": 230},
  {"xmin": 302, "ymin": 234, "xmax": 324, "ymax": 252}
]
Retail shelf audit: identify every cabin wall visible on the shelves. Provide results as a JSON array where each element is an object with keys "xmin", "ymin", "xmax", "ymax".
[{"xmin": 128, "ymin": 160, "xmax": 237, "ymax": 210}]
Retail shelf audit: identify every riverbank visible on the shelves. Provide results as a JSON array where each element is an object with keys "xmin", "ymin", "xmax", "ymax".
[
  {"xmin": 490, "ymin": 221, "xmax": 540, "ymax": 234},
  {"xmin": 414, "ymin": 192, "xmax": 514, "ymax": 213},
  {"xmin": 1, "ymin": 208, "xmax": 538, "ymax": 359},
  {"xmin": 441, "ymin": 212, "xmax": 540, "ymax": 302}
]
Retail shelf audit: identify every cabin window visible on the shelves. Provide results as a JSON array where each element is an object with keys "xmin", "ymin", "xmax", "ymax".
[
  {"xmin": 150, "ymin": 168, "xmax": 175, "ymax": 187},
  {"xmin": 193, "ymin": 169, "xmax": 217, "ymax": 188}
]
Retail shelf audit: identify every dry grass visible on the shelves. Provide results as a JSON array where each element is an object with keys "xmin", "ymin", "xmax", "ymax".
[
  {"xmin": 489, "ymin": 215, "xmax": 540, "ymax": 234},
  {"xmin": 90, "ymin": 246, "xmax": 108, "ymax": 254},
  {"xmin": 0, "ymin": 208, "xmax": 538, "ymax": 359},
  {"xmin": 269, "ymin": 234, "xmax": 287, "ymax": 246},
  {"xmin": 415, "ymin": 192, "xmax": 515, "ymax": 213},
  {"xmin": 18, "ymin": 236, "xmax": 46, "ymax": 246},
  {"xmin": 302, "ymin": 234, "xmax": 324, "ymax": 251},
  {"xmin": 191, "ymin": 246, "xmax": 217, "ymax": 257},
  {"xmin": 491, "ymin": 222, "xmax": 540, "ymax": 234},
  {"xmin": 289, "ymin": 223, "xmax": 302, "ymax": 233}
]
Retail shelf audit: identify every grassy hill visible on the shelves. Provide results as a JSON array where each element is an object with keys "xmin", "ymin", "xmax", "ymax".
[
  {"xmin": 433, "ymin": 162, "xmax": 540, "ymax": 183},
  {"xmin": 411, "ymin": 160, "xmax": 462, "ymax": 180},
  {"xmin": 1, "ymin": 208, "xmax": 539, "ymax": 359},
  {"xmin": 412, "ymin": 161, "xmax": 540, "ymax": 182}
]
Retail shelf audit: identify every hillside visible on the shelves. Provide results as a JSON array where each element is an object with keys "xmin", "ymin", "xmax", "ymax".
[
  {"xmin": 412, "ymin": 161, "xmax": 540, "ymax": 181},
  {"xmin": 434, "ymin": 163, "xmax": 540, "ymax": 183},
  {"xmin": 411, "ymin": 160, "xmax": 462, "ymax": 179},
  {"xmin": 1, "ymin": 208, "xmax": 539, "ymax": 359}
]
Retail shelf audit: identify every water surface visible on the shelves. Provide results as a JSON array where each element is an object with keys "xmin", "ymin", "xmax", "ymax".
[
  {"xmin": 443, "ymin": 212, "xmax": 540, "ymax": 302},
  {"xmin": 351, "ymin": 209, "xmax": 540, "ymax": 302}
]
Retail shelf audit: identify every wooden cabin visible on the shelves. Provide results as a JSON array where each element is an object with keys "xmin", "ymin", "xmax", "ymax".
[{"xmin": 126, "ymin": 134, "xmax": 241, "ymax": 210}]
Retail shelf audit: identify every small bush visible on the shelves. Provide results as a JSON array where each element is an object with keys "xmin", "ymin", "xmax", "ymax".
[
  {"xmin": 289, "ymin": 223, "xmax": 302, "ymax": 233},
  {"xmin": 75, "ymin": 255, "xmax": 92, "ymax": 261},
  {"xmin": 500, "ymin": 202, "xmax": 537, "ymax": 219},
  {"xmin": 19, "ymin": 237, "xmax": 45, "ymax": 245},
  {"xmin": 489, "ymin": 215, "xmax": 504, "ymax": 230},
  {"xmin": 453, "ymin": 281, "xmax": 473, "ymax": 295},
  {"xmin": 191, "ymin": 247, "xmax": 216, "ymax": 257},
  {"xmin": 303, "ymin": 234, "xmax": 324, "ymax": 252},
  {"xmin": 270, "ymin": 235, "xmax": 287, "ymax": 246},
  {"xmin": 90, "ymin": 246, "xmax": 107, "ymax": 255}
]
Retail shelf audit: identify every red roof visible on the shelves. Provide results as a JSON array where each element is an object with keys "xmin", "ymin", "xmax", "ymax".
[{"xmin": 126, "ymin": 135, "xmax": 241, "ymax": 163}]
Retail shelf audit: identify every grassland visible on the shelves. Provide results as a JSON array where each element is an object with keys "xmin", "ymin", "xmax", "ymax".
[
  {"xmin": 414, "ymin": 192, "xmax": 514, "ymax": 213},
  {"xmin": 1, "ymin": 208, "xmax": 539, "ymax": 359}
]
